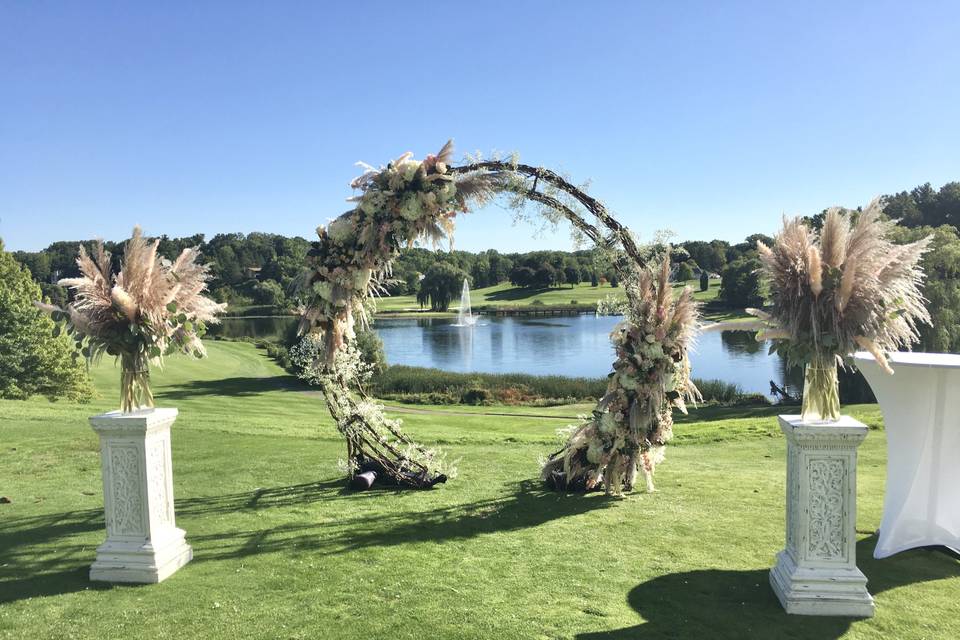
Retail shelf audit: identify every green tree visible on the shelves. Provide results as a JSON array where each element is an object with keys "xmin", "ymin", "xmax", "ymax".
[
  {"xmin": 510, "ymin": 266, "xmax": 535, "ymax": 288},
  {"xmin": 682, "ymin": 240, "xmax": 728, "ymax": 273},
  {"xmin": 699, "ymin": 270, "xmax": 709, "ymax": 292},
  {"xmin": 250, "ymin": 280, "xmax": 285, "ymax": 307},
  {"xmin": 12, "ymin": 251, "xmax": 52, "ymax": 283},
  {"xmin": 719, "ymin": 257, "xmax": 763, "ymax": 308},
  {"xmin": 418, "ymin": 263, "xmax": 468, "ymax": 311},
  {"xmin": 533, "ymin": 264, "xmax": 556, "ymax": 288},
  {"xmin": 675, "ymin": 262, "xmax": 694, "ymax": 282},
  {"xmin": 356, "ymin": 328, "xmax": 387, "ymax": 376},
  {"xmin": 470, "ymin": 257, "xmax": 491, "ymax": 288},
  {"xmin": 888, "ymin": 224, "xmax": 960, "ymax": 352},
  {"xmin": 0, "ymin": 241, "xmax": 93, "ymax": 401}
]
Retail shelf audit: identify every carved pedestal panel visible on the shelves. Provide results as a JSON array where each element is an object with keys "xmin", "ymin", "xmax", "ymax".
[
  {"xmin": 770, "ymin": 415, "xmax": 874, "ymax": 617},
  {"xmin": 88, "ymin": 408, "xmax": 192, "ymax": 583}
]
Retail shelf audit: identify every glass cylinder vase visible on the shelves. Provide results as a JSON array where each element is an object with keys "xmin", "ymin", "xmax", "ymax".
[
  {"xmin": 120, "ymin": 351, "xmax": 154, "ymax": 413},
  {"xmin": 800, "ymin": 355, "xmax": 840, "ymax": 423}
]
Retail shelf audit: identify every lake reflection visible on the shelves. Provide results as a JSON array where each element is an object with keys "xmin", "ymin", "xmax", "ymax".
[
  {"xmin": 375, "ymin": 316, "xmax": 800, "ymax": 397},
  {"xmin": 211, "ymin": 314, "xmax": 801, "ymax": 397}
]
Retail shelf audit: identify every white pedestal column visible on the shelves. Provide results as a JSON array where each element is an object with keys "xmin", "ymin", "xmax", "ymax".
[
  {"xmin": 769, "ymin": 415, "xmax": 875, "ymax": 617},
  {"xmin": 88, "ymin": 408, "xmax": 193, "ymax": 583}
]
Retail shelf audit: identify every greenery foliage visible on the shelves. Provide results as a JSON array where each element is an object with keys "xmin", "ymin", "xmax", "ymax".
[
  {"xmin": 0, "ymin": 240, "xmax": 92, "ymax": 402},
  {"xmin": 416, "ymin": 262, "xmax": 468, "ymax": 311},
  {"xmin": 719, "ymin": 257, "xmax": 763, "ymax": 308},
  {"xmin": 370, "ymin": 366, "xmax": 769, "ymax": 407},
  {"xmin": 370, "ymin": 365, "xmax": 607, "ymax": 404}
]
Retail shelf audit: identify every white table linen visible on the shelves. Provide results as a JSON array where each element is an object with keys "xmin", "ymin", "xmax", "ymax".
[{"xmin": 854, "ymin": 351, "xmax": 960, "ymax": 558}]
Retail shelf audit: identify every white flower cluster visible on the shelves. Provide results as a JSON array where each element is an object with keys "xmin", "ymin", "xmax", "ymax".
[{"xmin": 290, "ymin": 333, "xmax": 373, "ymax": 387}]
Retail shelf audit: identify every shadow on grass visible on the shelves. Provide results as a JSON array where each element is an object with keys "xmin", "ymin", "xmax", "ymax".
[
  {"xmin": 483, "ymin": 286, "xmax": 557, "ymax": 302},
  {"xmin": 0, "ymin": 479, "xmax": 345, "ymax": 603},
  {"xmin": 186, "ymin": 479, "xmax": 616, "ymax": 561},
  {"xmin": 0, "ymin": 479, "xmax": 612, "ymax": 603},
  {"xmin": 157, "ymin": 375, "xmax": 306, "ymax": 400},
  {"xmin": 577, "ymin": 536, "xmax": 960, "ymax": 640},
  {"xmin": 674, "ymin": 404, "xmax": 785, "ymax": 424}
]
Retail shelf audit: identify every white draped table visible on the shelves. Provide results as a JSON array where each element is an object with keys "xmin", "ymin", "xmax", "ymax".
[{"xmin": 854, "ymin": 351, "xmax": 960, "ymax": 559}]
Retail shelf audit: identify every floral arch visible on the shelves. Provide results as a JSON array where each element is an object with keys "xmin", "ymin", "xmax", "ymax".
[{"xmin": 300, "ymin": 141, "xmax": 700, "ymax": 494}]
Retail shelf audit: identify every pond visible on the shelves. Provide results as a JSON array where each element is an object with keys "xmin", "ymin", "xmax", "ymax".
[{"xmin": 211, "ymin": 314, "xmax": 801, "ymax": 397}]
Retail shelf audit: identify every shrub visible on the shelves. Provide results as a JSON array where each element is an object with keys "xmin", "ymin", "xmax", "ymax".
[
  {"xmin": 691, "ymin": 378, "xmax": 770, "ymax": 406},
  {"xmin": 460, "ymin": 387, "xmax": 492, "ymax": 405},
  {"xmin": 370, "ymin": 365, "xmax": 607, "ymax": 403},
  {"xmin": 0, "ymin": 242, "xmax": 93, "ymax": 402},
  {"xmin": 356, "ymin": 328, "xmax": 387, "ymax": 375},
  {"xmin": 699, "ymin": 271, "xmax": 709, "ymax": 292}
]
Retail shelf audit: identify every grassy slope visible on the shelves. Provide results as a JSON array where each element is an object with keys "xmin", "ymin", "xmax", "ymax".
[
  {"xmin": 1, "ymin": 343, "xmax": 958, "ymax": 640},
  {"xmin": 375, "ymin": 279, "xmax": 721, "ymax": 313}
]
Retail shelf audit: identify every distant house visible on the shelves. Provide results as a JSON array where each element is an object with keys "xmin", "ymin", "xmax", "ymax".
[{"xmin": 245, "ymin": 266, "xmax": 262, "ymax": 280}]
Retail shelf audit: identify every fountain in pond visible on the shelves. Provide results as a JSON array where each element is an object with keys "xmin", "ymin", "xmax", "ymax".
[{"xmin": 455, "ymin": 278, "xmax": 477, "ymax": 327}]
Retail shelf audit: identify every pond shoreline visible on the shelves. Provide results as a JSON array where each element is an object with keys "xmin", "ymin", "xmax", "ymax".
[{"xmin": 211, "ymin": 314, "xmax": 802, "ymax": 399}]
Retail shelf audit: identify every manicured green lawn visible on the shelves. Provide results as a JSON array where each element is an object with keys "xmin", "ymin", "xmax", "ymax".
[
  {"xmin": 375, "ymin": 279, "xmax": 721, "ymax": 314},
  {"xmin": 1, "ymin": 342, "xmax": 957, "ymax": 639}
]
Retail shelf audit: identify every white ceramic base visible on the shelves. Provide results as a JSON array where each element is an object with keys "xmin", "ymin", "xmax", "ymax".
[
  {"xmin": 769, "ymin": 415, "xmax": 875, "ymax": 617},
  {"xmin": 89, "ymin": 408, "xmax": 191, "ymax": 584}
]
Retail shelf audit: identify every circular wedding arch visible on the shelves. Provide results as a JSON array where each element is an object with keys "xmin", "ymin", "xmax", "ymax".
[{"xmin": 300, "ymin": 141, "xmax": 699, "ymax": 494}]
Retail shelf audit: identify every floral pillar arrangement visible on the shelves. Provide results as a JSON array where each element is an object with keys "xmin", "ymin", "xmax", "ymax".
[
  {"xmin": 39, "ymin": 227, "xmax": 225, "ymax": 583},
  {"xmin": 711, "ymin": 200, "xmax": 931, "ymax": 615},
  {"xmin": 299, "ymin": 141, "xmax": 502, "ymax": 489},
  {"xmin": 540, "ymin": 259, "xmax": 700, "ymax": 495}
]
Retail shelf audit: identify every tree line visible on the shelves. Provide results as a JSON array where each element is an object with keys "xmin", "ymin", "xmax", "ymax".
[{"xmin": 10, "ymin": 180, "xmax": 960, "ymax": 350}]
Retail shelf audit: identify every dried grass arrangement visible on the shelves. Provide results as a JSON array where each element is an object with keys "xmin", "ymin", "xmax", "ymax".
[
  {"xmin": 711, "ymin": 199, "xmax": 931, "ymax": 422},
  {"xmin": 37, "ymin": 227, "xmax": 226, "ymax": 413},
  {"xmin": 540, "ymin": 259, "xmax": 701, "ymax": 495}
]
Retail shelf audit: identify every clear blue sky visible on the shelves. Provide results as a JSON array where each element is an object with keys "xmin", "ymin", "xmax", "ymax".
[{"xmin": 2, "ymin": 1, "xmax": 958, "ymax": 252}]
